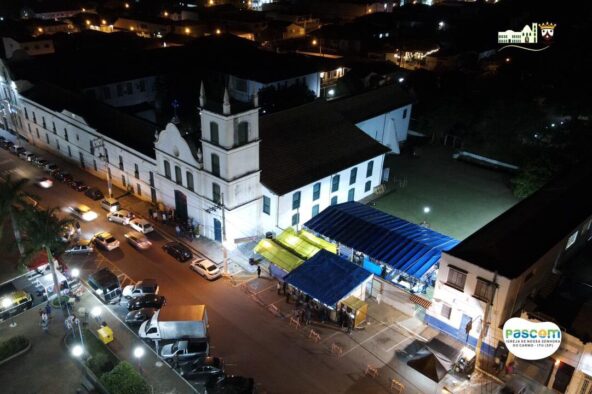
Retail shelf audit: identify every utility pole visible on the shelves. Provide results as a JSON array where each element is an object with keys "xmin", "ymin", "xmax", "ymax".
[
  {"xmin": 476, "ymin": 271, "xmax": 498, "ymax": 370},
  {"xmin": 221, "ymin": 193, "xmax": 229, "ymax": 276},
  {"xmin": 92, "ymin": 138, "xmax": 113, "ymax": 198}
]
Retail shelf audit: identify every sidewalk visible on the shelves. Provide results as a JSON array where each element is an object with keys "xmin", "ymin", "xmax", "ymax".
[{"xmin": 74, "ymin": 291, "xmax": 195, "ymax": 394}]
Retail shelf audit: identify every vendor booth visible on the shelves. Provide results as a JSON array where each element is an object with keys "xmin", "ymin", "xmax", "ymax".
[
  {"xmin": 304, "ymin": 202, "xmax": 459, "ymax": 291},
  {"xmin": 341, "ymin": 295, "xmax": 368, "ymax": 328},
  {"xmin": 283, "ymin": 250, "xmax": 373, "ymax": 319}
]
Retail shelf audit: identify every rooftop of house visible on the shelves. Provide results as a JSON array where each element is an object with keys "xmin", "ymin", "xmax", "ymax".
[
  {"xmin": 448, "ymin": 165, "xmax": 592, "ymax": 279},
  {"xmin": 20, "ymin": 82, "xmax": 157, "ymax": 159},
  {"xmin": 327, "ymin": 84, "xmax": 413, "ymax": 123},
  {"xmin": 259, "ymin": 99, "xmax": 389, "ymax": 196}
]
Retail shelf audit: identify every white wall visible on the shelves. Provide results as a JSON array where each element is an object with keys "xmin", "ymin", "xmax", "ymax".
[
  {"xmin": 83, "ymin": 76, "xmax": 157, "ymax": 108},
  {"xmin": 355, "ymin": 104, "xmax": 411, "ymax": 153},
  {"xmin": 229, "ymin": 72, "xmax": 321, "ymax": 103}
]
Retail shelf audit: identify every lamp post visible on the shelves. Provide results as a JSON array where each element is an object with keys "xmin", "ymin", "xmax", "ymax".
[
  {"xmin": 91, "ymin": 306, "xmax": 102, "ymax": 325},
  {"xmin": 422, "ymin": 206, "xmax": 431, "ymax": 227},
  {"xmin": 71, "ymin": 344, "xmax": 84, "ymax": 358},
  {"xmin": 134, "ymin": 346, "xmax": 145, "ymax": 373},
  {"xmin": 1, "ymin": 298, "xmax": 17, "ymax": 327}
]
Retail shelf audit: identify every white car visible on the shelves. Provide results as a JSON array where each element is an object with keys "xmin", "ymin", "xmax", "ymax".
[
  {"xmin": 124, "ymin": 231, "xmax": 152, "ymax": 250},
  {"xmin": 37, "ymin": 177, "xmax": 53, "ymax": 189},
  {"xmin": 190, "ymin": 258, "xmax": 221, "ymax": 280},
  {"xmin": 107, "ymin": 209, "xmax": 131, "ymax": 225},
  {"xmin": 65, "ymin": 240, "xmax": 94, "ymax": 255},
  {"xmin": 69, "ymin": 204, "xmax": 98, "ymax": 221},
  {"xmin": 122, "ymin": 279, "xmax": 159, "ymax": 298},
  {"xmin": 129, "ymin": 218, "xmax": 154, "ymax": 234},
  {"xmin": 92, "ymin": 231, "xmax": 120, "ymax": 251}
]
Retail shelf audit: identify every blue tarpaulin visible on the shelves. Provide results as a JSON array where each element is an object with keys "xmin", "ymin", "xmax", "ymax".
[
  {"xmin": 304, "ymin": 202, "xmax": 459, "ymax": 280},
  {"xmin": 284, "ymin": 250, "xmax": 372, "ymax": 307}
]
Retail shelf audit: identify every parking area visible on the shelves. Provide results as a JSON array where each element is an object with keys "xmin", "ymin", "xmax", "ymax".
[{"xmin": 375, "ymin": 145, "xmax": 519, "ymax": 240}]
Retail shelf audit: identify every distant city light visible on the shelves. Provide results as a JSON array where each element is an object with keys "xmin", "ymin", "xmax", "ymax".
[
  {"xmin": 185, "ymin": 27, "xmax": 191, "ymax": 34},
  {"xmin": 215, "ymin": 28, "xmax": 221, "ymax": 35},
  {"xmin": 551, "ymin": 123, "xmax": 556, "ymax": 127},
  {"xmin": 124, "ymin": 3, "xmax": 130, "ymax": 9},
  {"xmin": 85, "ymin": 20, "xmax": 91, "ymax": 26},
  {"xmin": 101, "ymin": 20, "xmax": 107, "ymax": 25},
  {"xmin": 398, "ymin": 77, "xmax": 405, "ymax": 83},
  {"xmin": 312, "ymin": 39, "xmax": 318, "ymax": 46},
  {"xmin": 438, "ymin": 21, "xmax": 445, "ymax": 29},
  {"xmin": 505, "ymin": 57, "xmax": 511, "ymax": 63},
  {"xmin": 164, "ymin": 11, "xmax": 169, "ymax": 17}
]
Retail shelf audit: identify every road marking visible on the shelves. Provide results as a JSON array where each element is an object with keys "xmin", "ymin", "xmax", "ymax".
[
  {"xmin": 268, "ymin": 297, "xmax": 284, "ymax": 306},
  {"xmin": 255, "ymin": 283, "xmax": 275, "ymax": 295},
  {"xmin": 320, "ymin": 331, "xmax": 341, "ymax": 343},
  {"xmin": 385, "ymin": 336, "xmax": 412, "ymax": 353},
  {"xmin": 341, "ymin": 323, "xmax": 397, "ymax": 357}
]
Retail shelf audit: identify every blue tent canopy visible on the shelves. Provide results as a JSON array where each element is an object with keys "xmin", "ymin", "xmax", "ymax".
[
  {"xmin": 304, "ymin": 202, "xmax": 459, "ymax": 280},
  {"xmin": 284, "ymin": 250, "xmax": 372, "ymax": 307}
]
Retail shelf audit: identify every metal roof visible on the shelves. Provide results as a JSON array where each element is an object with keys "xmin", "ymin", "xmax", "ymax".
[{"xmin": 304, "ymin": 202, "xmax": 459, "ymax": 279}]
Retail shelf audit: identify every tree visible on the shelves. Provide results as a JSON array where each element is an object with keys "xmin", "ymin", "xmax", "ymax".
[
  {"xmin": 20, "ymin": 208, "xmax": 72, "ymax": 299},
  {"xmin": 101, "ymin": 361, "xmax": 149, "ymax": 394},
  {"xmin": 0, "ymin": 176, "xmax": 28, "ymax": 257}
]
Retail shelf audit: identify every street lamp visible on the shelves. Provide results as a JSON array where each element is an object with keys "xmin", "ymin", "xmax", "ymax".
[
  {"xmin": 71, "ymin": 268, "xmax": 80, "ymax": 279},
  {"xmin": 91, "ymin": 306, "xmax": 102, "ymax": 324},
  {"xmin": 134, "ymin": 346, "xmax": 145, "ymax": 373},
  {"xmin": 2, "ymin": 298, "xmax": 17, "ymax": 327},
  {"xmin": 422, "ymin": 206, "xmax": 431, "ymax": 228},
  {"xmin": 71, "ymin": 344, "xmax": 84, "ymax": 358}
]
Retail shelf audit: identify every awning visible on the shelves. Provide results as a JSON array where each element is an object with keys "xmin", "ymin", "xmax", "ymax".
[
  {"xmin": 299, "ymin": 230, "xmax": 337, "ymax": 254},
  {"xmin": 275, "ymin": 228, "xmax": 323, "ymax": 259},
  {"xmin": 407, "ymin": 349, "xmax": 449, "ymax": 382},
  {"xmin": 254, "ymin": 239, "xmax": 304, "ymax": 273},
  {"xmin": 284, "ymin": 250, "xmax": 372, "ymax": 307},
  {"xmin": 304, "ymin": 202, "xmax": 459, "ymax": 280}
]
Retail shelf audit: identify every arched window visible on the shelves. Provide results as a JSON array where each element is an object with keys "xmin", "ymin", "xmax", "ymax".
[
  {"xmin": 186, "ymin": 171, "xmax": 194, "ymax": 191},
  {"xmin": 210, "ymin": 121, "xmax": 219, "ymax": 145},
  {"xmin": 163, "ymin": 160, "xmax": 171, "ymax": 179},
  {"xmin": 175, "ymin": 165, "xmax": 182, "ymax": 185},
  {"xmin": 237, "ymin": 121, "xmax": 248, "ymax": 145},
  {"xmin": 212, "ymin": 183, "xmax": 221, "ymax": 204},
  {"xmin": 211, "ymin": 154, "xmax": 220, "ymax": 177}
]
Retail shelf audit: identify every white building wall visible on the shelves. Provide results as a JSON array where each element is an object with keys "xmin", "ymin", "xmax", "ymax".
[
  {"xmin": 355, "ymin": 104, "xmax": 411, "ymax": 153},
  {"xmin": 229, "ymin": 73, "xmax": 321, "ymax": 102},
  {"xmin": 83, "ymin": 76, "xmax": 157, "ymax": 108}
]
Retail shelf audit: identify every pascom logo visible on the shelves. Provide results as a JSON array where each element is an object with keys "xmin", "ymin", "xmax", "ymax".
[{"xmin": 503, "ymin": 318, "xmax": 562, "ymax": 360}]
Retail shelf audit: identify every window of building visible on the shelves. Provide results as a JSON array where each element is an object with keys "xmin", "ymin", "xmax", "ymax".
[
  {"xmin": 121, "ymin": 175, "xmax": 126, "ymax": 187},
  {"xmin": 149, "ymin": 171, "xmax": 154, "ymax": 187},
  {"xmin": 312, "ymin": 204, "xmax": 319, "ymax": 217},
  {"xmin": 33, "ymin": 112, "xmax": 37, "ymax": 124},
  {"xmin": 403, "ymin": 108, "xmax": 408, "ymax": 119},
  {"xmin": 42, "ymin": 116, "xmax": 46, "ymax": 129},
  {"xmin": 313, "ymin": 183, "xmax": 321, "ymax": 201},
  {"xmin": 116, "ymin": 84, "xmax": 123, "ymax": 97},
  {"xmin": 102, "ymin": 86, "xmax": 111, "ymax": 99},
  {"xmin": 474, "ymin": 278, "xmax": 495, "ymax": 303},
  {"xmin": 365, "ymin": 181, "xmax": 371, "ymax": 192},
  {"xmin": 331, "ymin": 196, "xmax": 338, "ymax": 206},
  {"xmin": 441, "ymin": 304, "xmax": 452, "ymax": 319},
  {"xmin": 163, "ymin": 160, "xmax": 171, "ymax": 179},
  {"xmin": 118, "ymin": 155, "xmax": 124, "ymax": 171},
  {"xmin": 79, "ymin": 152, "xmax": 85, "ymax": 169},
  {"xmin": 76, "ymin": 134, "xmax": 79, "ymax": 141},
  {"xmin": 90, "ymin": 141, "xmax": 95, "ymax": 155},
  {"xmin": 52, "ymin": 122, "xmax": 56, "ymax": 132},
  {"xmin": 347, "ymin": 188, "xmax": 355, "ymax": 202},
  {"xmin": 64, "ymin": 128, "xmax": 68, "ymax": 141},
  {"xmin": 263, "ymin": 196, "xmax": 270, "ymax": 215},
  {"xmin": 292, "ymin": 191, "xmax": 301, "ymax": 210},
  {"xmin": 349, "ymin": 168, "xmax": 357, "ymax": 185},
  {"xmin": 331, "ymin": 175, "xmax": 340, "ymax": 192},
  {"xmin": 134, "ymin": 164, "xmax": 139, "ymax": 179},
  {"xmin": 578, "ymin": 375, "xmax": 592, "ymax": 394},
  {"xmin": 139, "ymin": 80, "xmax": 145, "ymax": 92},
  {"xmin": 175, "ymin": 165, "xmax": 182, "ymax": 185},
  {"xmin": 211, "ymin": 154, "xmax": 220, "ymax": 177},
  {"xmin": 28, "ymin": 124, "xmax": 32, "ymax": 134},
  {"xmin": 104, "ymin": 149, "xmax": 109, "ymax": 163},
  {"xmin": 210, "ymin": 122, "xmax": 219, "ymax": 145},
  {"xmin": 93, "ymin": 159, "xmax": 98, "ymax": 171},
  {"xmin": 136, "ymin": 183, "xmax": 141, "ymax": 196},
  {"xmin": 292, "ymin": 213, "xmax": 300, "ymax": 226},
  {"xmin": 566, "ymin": 231, "xmax": 578, "ymax": 249},
  {"xmin": 125, "ymin": 82, "xmax": 133, "ymax": 94},
  {"xmin": 56, "ymin": 139, "xmax": 60, "ymax": 151},
  {"xmin": 366, "ymin": 161, "xmax": 374, "ymax": 177},
  {"xmin": 67, "ymin": 146, "xmax": 71, "ymax": 157},
  {"xmin": 24, "ymin": 108, "xmax": 29, "ymax": 120},
  {"xmin": 446, "ymin": 266, "xmax": 467, "ymax": 291},
  {"xmin": 234, "ymin": 78, "xmax": 247, "ymax": 92},
  {"xmin": 45, "ymin": 133, "xmax": 49, "ymax": 144},
  {"xmin": 212, "ymin": 183, "xmax": 221, "ymax": 204},
  {"xmin": 237, "ymin": 122, "xmax": 248, "ymax": 145},
  {"xmin": 186, "ymin": 171, "xmax": 194, "ymax": 191}
]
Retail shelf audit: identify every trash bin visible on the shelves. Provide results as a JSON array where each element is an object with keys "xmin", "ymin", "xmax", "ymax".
[{"xmin": 97, "ymin": 326, "xmax": 113, "ymax": 344}]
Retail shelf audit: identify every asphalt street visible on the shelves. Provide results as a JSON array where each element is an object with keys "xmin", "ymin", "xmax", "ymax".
[{"xmin": 0, "ymin": 147, "xmax": 394, "ymax": 394}]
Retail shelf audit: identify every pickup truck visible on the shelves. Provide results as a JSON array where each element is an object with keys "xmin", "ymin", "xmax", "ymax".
[{"xmin": 160, "ymin": 340, "xmax": 209, "ymax": 361}]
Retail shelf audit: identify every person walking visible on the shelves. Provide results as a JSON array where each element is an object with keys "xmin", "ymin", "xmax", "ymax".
[
  {"xmin": 305, "ymin": 307, "xmax": 312, "ymax": 325},
  {"xmin": 257, "ymin": 265, "xmax": 261, "ymax": 278},
  {"xmin": 45, "ymin": 302, "xmax": 52, "ymax": 319},
  {"xmin": 276, "ymin": 282, "xmax": 281, "ymax": 295},
  {"xmin": 286, "ymin": 288, "xmax": 291, "ymax": 304},
  {"xmin": 152, "ymin": 210, "xmax": 158, "ymax": 221},
  {"xmin": 162, "ymin": 211, "xmax": 167, "ymax": 224},
  {"xmin": 175, "ymin": 225, "xmax": 181, "ymax": 237}
]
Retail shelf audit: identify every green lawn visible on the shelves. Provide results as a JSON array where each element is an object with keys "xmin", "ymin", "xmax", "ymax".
[{"xmin": 375, "ymin": 145, "xmax": 519, "ymax": 240}]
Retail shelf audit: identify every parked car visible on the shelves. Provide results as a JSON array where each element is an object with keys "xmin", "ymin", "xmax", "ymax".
[
  {"xmin": 190, "ymin": 258, "xmax": 221, "ymax": 281},
  {"xmin": 92, "ymin": 231, "xmax": 120, "ymax": 251},
  {"xmin": 1, "ymin": 140, "xmax": 14, "ymax": 150},
  {"xmin": 124, "ymin": 231, "xmax": 152, "ymax": 250},
  {"xmin": 44, "ymin": 163, "xmax": 59, "ymax": 173},
  {"xmin": 54, "ymin": 171, "xmax": 73, "ymax": 183},
  {"xmin": 209, "ymin": 375, "xmax": 255, "ymax": 394},
  {"xmin": 107, "ymin": 209, "xmax": 132, "ymax": 225},
  {"xmin": 163, "ymin": 242, "xmax": 193, "ymax": 262},
  {"xmin": 178, "ymin": 357, "xmax": 225, "ymax": 384},
  {"xmin": 18, "ymin": 151, "xmax": 35, "ymax": 161},
  {"xmin": 129, "ymin": 218, "xmax": 153, "ymax": 234},
  {"xmin": 68, "ymin": 204, "xmax": 98, "ymax": 222},
  {"xmin": 161, "ymin": 340, "xmax": 209, "ymax": 362},
  {"xmin": 36, "ymin": 177, "xmax": 53, "ymax": 189},
  {"xmin": 33, "ymin": 157, "xmax": 48, "ymax": 167},
  {"xmin": 100, "ymin": 197, "xmax": 120, "ymax": 212},
  {"xmin": 69, "ymin": 180, "xmax": 89, "ymax": 192},
  {"xmin": 65, "ymin": 240, "xmax": 94, "ymax": 255},
  {"xmin": 122, "ymin": 279, "xmax": 159, "ymax": 298},
  {"xmin": 124, "ymin": 307, "xmax": 157, "ymax": 325},
  {"xmin": 127, "ymin": 294, "xmax": 166, "ymax": 311},
  {"xmin": 9, "ymin": 145, "xmax": 25, "ymax": 155},
  {"xmin": 84, "ymin": 187, "xmax": 104, "ymax": 201}
]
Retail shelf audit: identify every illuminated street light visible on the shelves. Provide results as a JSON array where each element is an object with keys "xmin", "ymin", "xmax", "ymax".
[
  {"xmin": 101, "ymin": 19, "xmax": 107, "ymax": 25},
  {"xmin": 311, "ymin": 39, "xmax": 317, "ymax": 46},
  {"xmin": 71, "ymin": 268, "xmax": 80, "ymax": 278},
  {"xmin": 505, "ymin": 57, "xmax": 511, "ymax": 63},
  {"xmin": 124, "ymin": 3, "xmax": 130, "ymax": 9},
  {"xmin": 423, "ymin": 206, "xmax": 431, "ymax": 214},
  {"xmin": 328, "ymin": 89, "xmax": 335, "ymax": 96},
  {"xmin": 134, "ymin": 346, "xmax": 145, "ymax": 373},
  {"xmin": 421, "ymin": 206, "xmax": 431, "ymax": 228},
  {"xmin": 398, "ymin": 77, "xmax": 405, "ymax": 83},
  {"xmin": 71, "ymin": 344, "xmax": 84, "ymax": 358},
  {"xmin": 91, "ymin": 306, "xmax": 102, "ymax": 324},
  {"xmin": 2, "ymin": 298, "xmax": 17, "ymax": 327},
  {"xmin": 163, "ymin": 11, "xmax": 169, "ymax": 17},
  {"xmin": 215, "ymin": 28, "xmax": 221, "ymax": 35},
  {"xmin": 85, "ymin": 20, "xmax": 91, "ymax": 26}
]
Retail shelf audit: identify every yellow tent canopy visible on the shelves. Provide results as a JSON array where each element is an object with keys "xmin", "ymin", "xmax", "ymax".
[
  {"xmin": 299, "ymin": 230, "xmax": 337, "ymax": 254},
  {"xmin": 254, "ymin": 239, "xmax": 304, "ymax": 273},
  {"xmin": 275, "ymin": 228, "xmax": 322, "ymax": 259}
]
